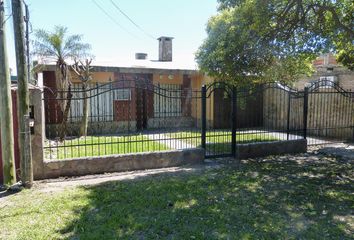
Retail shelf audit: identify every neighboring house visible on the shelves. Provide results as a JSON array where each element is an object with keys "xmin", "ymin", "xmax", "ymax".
[{"xmin": 295, "ymin": 53, "xmax": 354, "ymax": 90}]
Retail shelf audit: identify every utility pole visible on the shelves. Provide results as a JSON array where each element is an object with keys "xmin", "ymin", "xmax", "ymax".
[
  {"xmin": 0, "ymin": 0, "xmax": 16, "ymax": 186},
  {"xmin": 12, "ymin": 0, "xmax": 33, "ymax": 187}
]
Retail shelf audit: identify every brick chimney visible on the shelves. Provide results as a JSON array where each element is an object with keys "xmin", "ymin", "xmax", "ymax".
[{"xmin": 158, "ymin": 36, "xmax": 173, "ymax": 62}]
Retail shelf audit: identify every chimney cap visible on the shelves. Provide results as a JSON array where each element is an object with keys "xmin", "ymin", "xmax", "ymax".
[
  {"xmin": 135, "ymin": 53, "xmax": 148, "ymax": 60},
  {"xmin": 158, "ymin": 36, "xmax": 174, "ymax": 41}
]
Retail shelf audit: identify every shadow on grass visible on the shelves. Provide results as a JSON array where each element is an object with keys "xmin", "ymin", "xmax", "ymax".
[
  {"xmin": 318, "ymin": 146, "xmax": 354, "ymax": 160},
  {"xmin": 58, "ymin": 155, "xmax": 353, "ymax": 239}
]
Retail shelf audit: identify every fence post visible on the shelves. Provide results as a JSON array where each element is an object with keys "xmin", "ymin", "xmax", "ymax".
[
  {"xmin": 303, "ymin": 87, "xmax": 309, "ymax": 139},
  {"xmin": 286, "ymin": 91, "xmax": 291, "ymax": 140},
  {"xmin": 96, "ymin": 83, "xmax": 99, "ymax": 122},
  {"xmin": 201, "ymin": 85, "xmax": 206, "ymax": 150},
  {"xmin": 231, "ymin": 86, "xmax": 237, "ymax": 158}
]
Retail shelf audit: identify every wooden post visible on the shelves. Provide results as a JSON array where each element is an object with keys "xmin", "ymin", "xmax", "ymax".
[
  {"xmin": 12, "ymin": 0, "xmax": 33, "ymax": 187},
  {"xmin": 0, "ymin": 0, "xmax": 17, "ymax": 186}
]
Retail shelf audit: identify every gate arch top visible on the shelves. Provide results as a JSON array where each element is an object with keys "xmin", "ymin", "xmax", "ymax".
[{"xmin": 205, "ymin": 81, "xmax": 234, "ymax": 98}]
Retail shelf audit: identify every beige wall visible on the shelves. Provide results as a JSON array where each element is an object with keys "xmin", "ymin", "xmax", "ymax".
[
  {"xmin": 295, "ymin": 66, "xmax": 354, "ymax": 90},
  {"xmin": 263, "ymin": 87, "xmax": 354, "ymax": 139},
  {"xmin": 71, "ymin": 71, "xmax": 114, "ymax": 84},
  {"xmin": 190, "ymin": 74, "xmax": 215, "ymax": 125},
  {"xmin": 152, "ymin": 74, "xmax": 183, "ymax": 85}
]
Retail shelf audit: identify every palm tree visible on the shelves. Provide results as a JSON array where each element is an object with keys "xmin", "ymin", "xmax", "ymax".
[
  {"xmin": 33, "ymin": 26, "xmax": 91, "ymax": 140},
  {"xmin": 72, "ymin": 58, "xmax": 93, "ymax": 137}
]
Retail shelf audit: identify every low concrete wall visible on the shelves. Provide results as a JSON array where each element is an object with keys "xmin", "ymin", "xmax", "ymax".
[
  {"xmin": 42, "ymin": 148, "xmax": 205, "ymax": 179},
  {"xmin": 237, "ymin": 139, "xmax": 307, "ymax": 159},
  {"xmin": 147, "ymin": 117, "xmax": 195, "ymax": 129}
]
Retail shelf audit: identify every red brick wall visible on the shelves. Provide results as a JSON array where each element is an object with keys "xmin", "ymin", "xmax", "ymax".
[
  {"xmin": 0, "ymin": 90, "xmax": 20, "ymax": 184},
  {"xmin": 43, "ymin": 71, "xmax": 62, "ymax": 124},
  {"xmin": 182, "ymin": 74, "xmax": 192, "ymax": 117},
  {"xmin": 113, "ymin": 73, "xmax": 154, "ymax": 122},
  {"xmin": 113, "ymin": 73, "xmax": 137, "ymax": 121}
]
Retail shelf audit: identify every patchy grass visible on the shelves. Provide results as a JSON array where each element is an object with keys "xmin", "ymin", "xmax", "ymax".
[
  {"xmin": 168, "ymin": 131, "xmax": 278, "ymax": 154},
  {"xmin": 45, "ymin": 135, "xmax": 170, "ymax": 159},
  {"xmin": 1, "ymin": 153, "xmax": 353, "ymax": 239}
]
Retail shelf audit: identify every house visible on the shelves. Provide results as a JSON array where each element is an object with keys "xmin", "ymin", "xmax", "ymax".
[
  {"xmin": 294, "ymin": 53, "xmax": 354, "ymax": 90},
  {"xmin": 37, "ymin": 37, "xmax": 215, "ymax": 136}
]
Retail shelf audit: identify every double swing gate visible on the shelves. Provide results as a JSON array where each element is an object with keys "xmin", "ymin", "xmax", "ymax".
[
  {"xmin": 43, "ymin": 78, "xmax": 353, "ymax": 160},
  {"xmin": 201, "ymin": 80, "xmax": 353, "ymax": 158}
]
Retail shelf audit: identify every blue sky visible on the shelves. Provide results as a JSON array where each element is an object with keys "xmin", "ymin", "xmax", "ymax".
[{"xmin": 4, "ymin": 0, "xmax": 218, "ymax": 73}]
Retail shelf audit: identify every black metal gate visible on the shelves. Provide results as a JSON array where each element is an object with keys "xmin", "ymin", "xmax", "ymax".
[
  {"xmin": 42, "ymin": 75, "xmax": 353, "ymax": 160},
  {"xmin": 201, "ymin": 82, "xmax": 236, "ymax": 158},
  {"xmin": 305, "ymin": 80, "xmax": 354, "ymax": 145}
]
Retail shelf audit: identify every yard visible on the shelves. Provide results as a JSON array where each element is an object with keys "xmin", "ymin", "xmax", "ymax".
[
  {"xmin": 45, "ymin": 130, "xmax": 278, "ymax": 159},
  {"xmin": 167, "ymin": 130, "xmax": 278, "ymax": 154},
  {"xmin": 1, "ymin": 151, "xmax": 352, "ymax": 239},
  {"xmin": 45, "ymin": 135, "xmax": 170, "ymax": 159}
]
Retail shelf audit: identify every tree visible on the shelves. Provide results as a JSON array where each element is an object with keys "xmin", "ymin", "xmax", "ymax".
[
  {"xmin": 71, "ymin": 58, "xmax": 93, "ymax": 137},
  {"xmin": 33, "ymin": 26, "xmax": 91, "ymax": 140},
  {"xmin": 196, "ymin": 0, "xmax": 354, "ymax": 85}
]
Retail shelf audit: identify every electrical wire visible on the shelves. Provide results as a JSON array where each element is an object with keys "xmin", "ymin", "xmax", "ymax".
[
  {"xmin": 109, "ymin": 0, "xmax": 156, "ymax": 40},
  {"xmin": 92, "ymin": 0, "xmax": 140, "ymax": 40}
]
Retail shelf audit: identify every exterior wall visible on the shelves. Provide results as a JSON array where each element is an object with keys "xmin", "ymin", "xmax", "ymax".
[
  {"xmin": 263, "ymin": 87, "xmax": 304, "ymax": 130},
  {"xmin": 263, "ymin": 87, "xmax": 354, "ymax": 140},
  {"xmin": 112, "ymin": 72, "xmax": 138, "ymax": 122},
  {"xmin": 295, "ymin": 54, "xmax": 354, "ymax": 90},
  {"xmin": 306, "ymin": 90, "xmax": 353, "ymax": 139},
  {"xmin": 0, "ymin": 90, "xmax": 20, "ymax": 184},
  {"xmin": 295, "ymin": 67, "xmax": 354, "ymax": 90},
  {"xmin": 190, "ymin": 74, "xmax": 214, "ymax": 127},
  {"xmin": 42, "ymin": 68, "xmax": 206, "ymax": 135},
  {"xmin": 152, "ymin": 73, "xmax": 183, "ymax": 85},
  {"xmin": 0, "ymin": 87, "xmax": 43, "ymax": 183},
  {"xmin": 71, "ymin": 71, "xmax": 114, "ymax": 84}
]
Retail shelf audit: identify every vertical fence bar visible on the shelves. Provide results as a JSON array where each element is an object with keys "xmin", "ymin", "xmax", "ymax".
[
  {"xmin": 231, "ymin": 86, "xmax": 237, "ymax": 157},
  {"xmin": 201, "ymin": 85, "xmax": 207, "ymax": 150},
  {"xmin": 286, "ymin": 91, "xmax": 291, "ymax": 140},
  {"xmin": 96, "ymin": 83, "xmax": 99, "ymax": 122},
  {"xmin": 303, "ymin": 87, "xmax": 309, "ymax": 139}
]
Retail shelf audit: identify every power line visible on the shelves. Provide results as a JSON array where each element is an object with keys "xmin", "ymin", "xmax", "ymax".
[
  {"xmin": 92, "ymin": 0, "xmax": 140, "ymax": 40},
  {"xmin": 110, "ymin": 0, "xmax": 156, "ymax": 40}
]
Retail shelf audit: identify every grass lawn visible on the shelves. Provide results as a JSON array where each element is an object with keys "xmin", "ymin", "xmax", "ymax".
[
  {"xmin": 1, "ymin": 153, "xmax": 352, "ymax": 239},
  {"xmin": 45, "ymin": 135, "xmax": 170, "ymax": 159},
  {"xmin": 167, "ymin": 131, "xmax": 278, "ymax": 154}
]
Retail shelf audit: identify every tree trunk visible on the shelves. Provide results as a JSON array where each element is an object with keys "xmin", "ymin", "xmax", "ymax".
[
  {"xmin": 59, "ymin": 86, "xmax": 72, "ymax": 141},
  {"xmin": 56, "ymin": 62, "xmax": 71, "ymax": 141},
  {"xmin": 79, "ymin": 85, "xmax": 89, "ymax": 136}
]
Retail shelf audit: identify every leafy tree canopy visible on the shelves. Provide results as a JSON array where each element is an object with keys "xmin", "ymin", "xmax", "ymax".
[
  {"xmin": 196, "ymin": 0, "xmax": 354, "ymax": 85},
  {"xmin": 33, "ymin": 26, "xmax": 91, "ymax": 64}
]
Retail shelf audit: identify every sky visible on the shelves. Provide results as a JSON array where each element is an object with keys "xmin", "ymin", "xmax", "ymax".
[{"xmin": 4, "ymin": 0, "xmax": 218, "ymax": 74}]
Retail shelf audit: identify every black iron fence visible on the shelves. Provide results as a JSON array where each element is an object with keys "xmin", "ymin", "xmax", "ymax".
[{"xmin": 43, "ymin": 78, "xmax": 354, "ymax": 160}]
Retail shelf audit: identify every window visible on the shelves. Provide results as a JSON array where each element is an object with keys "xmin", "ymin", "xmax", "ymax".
[
  {"xmin": 114, "ymin": 89, "xmax": 131, "ymax": 101},
  {"xmin": 319, "ymin": 76, "xmax": 337, "ymax": 88},
  {"xmin": 154, "ymin": 84, "xmax": 182, "ymax": 117}
]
